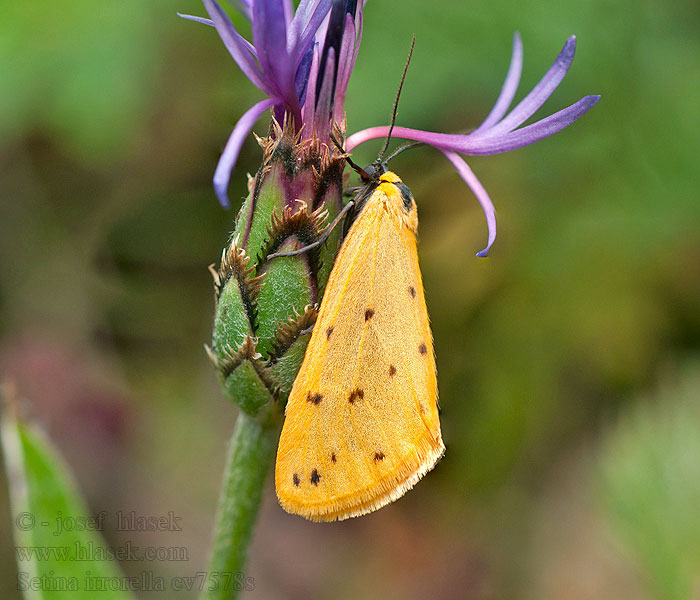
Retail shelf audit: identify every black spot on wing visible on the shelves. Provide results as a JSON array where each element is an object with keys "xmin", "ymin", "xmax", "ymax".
[
  {"xmin": 326, "ymin": 326, "xmax": 334, "ymax": 340},
  {"xmin": 293, "ymin": 473, "xmax": 300, "ymax": 487},
  {"xmin": 310, "ymin": 469, "xmax": 321, "ymax": 485},
  {"xmin": 419, "ymin": 342, "xmax": 427, "ymax": 355},
  {"xmin": 348, "ymin": 388, "xmax": 364, "ymax": 404},
  {"xmin": 409, "ymin": 286, "xmax": 416, "ymax": 298},
  {"xmin": 374, "ymin": 452, "xmax": 385, "ymax": 461},
  {"xmin": 331, "ymin": 453, "xmax": 337, "ymax": 463},
  {"xmin": 365, "ymin": 308, "xmax": 374, "ymax": 321},
  {"xmin": 307, "ymin": 392, "xmax": 323, "ymax": 405},
  {"xmin": 389, "ymin": 365, "xmax": 397, "ymax": 377}
]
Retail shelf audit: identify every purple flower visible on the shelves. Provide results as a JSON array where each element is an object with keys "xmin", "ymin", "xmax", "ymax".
[
  {"xmin": 346, "ymin": 33, "xmax": 600, "ymax": 256},
  {"xmin": 180, "ymin": 0, "xmax": 362, "ymax": 208},
  {"xmin": 182, "ymin": 2, "xmax": 599, "ymax": 255}
]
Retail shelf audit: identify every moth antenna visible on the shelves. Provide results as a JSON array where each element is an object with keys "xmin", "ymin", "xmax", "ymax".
[
  {"xmin": 384, "ymin": 141, "xmax": 423, "ymax": 164},
  {"xmin": 378, "ymin": 34, "xmax": 416, "ymax": 163},
  {"xmin": 329, "ymin": 131, "xmax": 373, "ymax": 180},
  {"xmin": 298, "ymin": 323, "xmax": 315, "ymax": 336}
]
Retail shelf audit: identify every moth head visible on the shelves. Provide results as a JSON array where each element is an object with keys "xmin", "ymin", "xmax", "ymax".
[{"xmin": 357, "ymin": 159, "xmax": 387, "ymax": 184}]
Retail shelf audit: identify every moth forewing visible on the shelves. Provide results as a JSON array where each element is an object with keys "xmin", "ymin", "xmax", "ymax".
[{"xmin": 275, "ymin": 171, "xmax": 444, "ymax": 522}]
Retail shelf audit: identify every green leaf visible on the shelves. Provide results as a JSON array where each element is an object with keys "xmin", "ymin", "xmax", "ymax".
[{"xmin": 1, "ymin": 394, "xmax": 134, "ymax": 600}]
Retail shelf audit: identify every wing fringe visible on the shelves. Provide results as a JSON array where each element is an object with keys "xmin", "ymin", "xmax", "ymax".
[{"xmin": 277, "ymin": 433, "xmax": 445, "ymax": 522}]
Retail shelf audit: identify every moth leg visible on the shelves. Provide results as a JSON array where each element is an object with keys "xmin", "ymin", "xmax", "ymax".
[{"xmin": 298, "ymin": 323, "xmax": 315, "ymax": 336}]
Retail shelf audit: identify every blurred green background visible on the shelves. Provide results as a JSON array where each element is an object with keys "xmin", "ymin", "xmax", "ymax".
[{"xmin": 1, "ymin": 0, "xmax": 699, "ymax": 598}]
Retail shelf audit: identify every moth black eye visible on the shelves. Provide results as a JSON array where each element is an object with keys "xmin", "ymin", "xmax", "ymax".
[
  {"xmin": 361, "ymin": 163, "xmax": 377, "ymax": 181},
  {"xmin": 396, "ymin": 182, "xmax": 413, "ymax": 210}
]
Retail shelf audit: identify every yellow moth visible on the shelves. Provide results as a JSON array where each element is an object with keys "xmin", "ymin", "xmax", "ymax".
[{"xmin": 275, "ymin": 164, "xmax": 445, "ymax": 522}]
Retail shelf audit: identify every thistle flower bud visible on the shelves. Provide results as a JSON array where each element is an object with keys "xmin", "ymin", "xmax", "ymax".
[{"xmin": 208, "ymin": 120, "xmax": 345, "ymax": 418}]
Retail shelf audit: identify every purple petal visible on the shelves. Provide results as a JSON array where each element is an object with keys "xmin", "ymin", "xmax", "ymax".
[
  {"xmin": 282, "ymin": 0, "xmax": 294, "ymax": 27},
  {"xmin": 202, "ymin": 0, "xmax": 268, "ymax": 92},
  {"xmin": 441, "ymin": 151, "xmax": 497, "ymax": 257},
  {"xmin": 213, "ymin": 98, "xmax": 277, "ymax": 208},
  {"xmin": 315, "ymin": 0, "xmax": 353, "ymax": 105},
  {"xmin": 288, "ymin": 0, "xmax": 320, "ymax": 45},
  {"xmin": 313, "ymin": 8, "xmax": 332, "ymax": 50},
  {"xmin": 230, "ymin": 0, "xmax": 253, "ymax": 21},
  {"xmin": 355, "ymin": 5, "xmax": 364, "ymax": 52},
  {"xmin": 454, "ymin": 95, "xmax": 601, "ymax": 154},
  {"xmin": 252, "ymin": 0, "xmax": 291, "ymax": 93},
  {"xmin": 289, "ymin": 0, "xmax": 332, "ymax": 65},
  {"xmin": 485, "ymin": 35, "xmax": 577, "ymax": 136},
  {"xmin": 180, "ymin": 11, "xmax": 257, "ymax": 55},
  {"xmin": 301, "ymin": 43, "xmax": 321, "ymax": 136},
  {"xmin": 473, "ymin": 32, "xmax": 523, "ymax": 133},
  {"xmin": 345, "ymin": 94, "xmax": 600, "ymax": 154},
  {"xmin": 314, "ymin": 47, "xmax": 336, "ymax": 140},
  {"xmin": 177, "ymin": 13, "xmax": 215, "ymax": 27},
  {"xmin": 332, "ymin": 13, "xmax": 357, "ymax": 122},
  {"xmin": 295, "ymin": 45, "xmax": 315, "ymax": 106},
  {"xmin": 293, "ymin": 0, "xmax": 333, "ymax": 68},
  {"xmin": 346, "ymin": 126, "xmax": 415, "ymax": 151}
]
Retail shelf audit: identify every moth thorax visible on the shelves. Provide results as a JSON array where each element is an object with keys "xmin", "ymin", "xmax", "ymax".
[{"xmin": 380, "ymin": 182, "xmax": 418, "ymax": 232}]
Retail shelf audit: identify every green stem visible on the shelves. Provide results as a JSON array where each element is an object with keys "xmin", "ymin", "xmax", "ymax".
[{"xmin": 202, "ymin": 410, "xmax": 280, "ymax": 600}]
